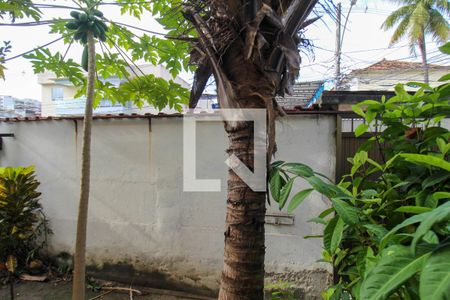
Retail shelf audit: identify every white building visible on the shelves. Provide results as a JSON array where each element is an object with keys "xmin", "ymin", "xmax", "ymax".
[
  {"xmin": 342, "ymin": 59, "xmax": 450, "ymax": 91},
  {"xmin": 38, "ymin": 64, "xmax": 190, "ymax": 117},
  {"xmin": 0, "ymin": 95, "xmax": 41, "ymax": 118}
]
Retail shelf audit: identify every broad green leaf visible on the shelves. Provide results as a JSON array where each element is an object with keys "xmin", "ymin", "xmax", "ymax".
[
  {"xmin": 355, "ymin": 123, "xmax": 369, "ymax": 137},
  {"xmin": 321, "ymin": 287, "xmax": 336, "ymax": 300},
  {"xmin": 439, "ymin": 42, "xmax": 450, "ymax": 55},
  {"xmin": 438, "ymin": 73, "xmax": 450, "ymax": 82},
  {"xmin": 308, "ymin": 217, "xmax": 327, "ymax": 224},
  {"xmin": 406, "ymin": 82, "xmax": 433, "ymax": 91},
  {"xmin": 332, "ymin": 198, "xmax": 359, "ymax": 225},
  {"xmin": 319, "ymin": 207, "xmax": 335, "ymax": 218},
  {"xmin": 324, "ymin": 216, "xmax": 344, "ymax": 255},
  {"xmin": 306, "ymin": 176, "xmax": 333, "ymax": 197},
  {"xmin": 420, "ymin": 245, "xmax": 450, "ymax": 300},
  {"xmin": 360, "ymin": 245, "xmax": 431, "ymax": 300},
  {"xmin": 352, "ymin": 105, "xmax": 365, "ymax": 117},
  {"xmin": 411, "ymin": 202, "xmax": 450, "ymax": 252},
  {"xmin": 421, "ymin": 231, "xmax": 439, "ymax": 244},
  {"xmin": 394, "ymin": 206, "xmax": 432, "ymax": 214},
  {"xmin": 433, "ymin": 192, "xmax": 450, "ymax": 201},
  {"xmin": 279, "ymin": 178, "xmax": 294, "ymax": 210},
  {"xmin": 436, "ymin": 138, "xmax": 450, "ymax": 155},
  {"xmin": 284, "ymin": 163, "xmax": 314, "ymax": 177},
  {"xmin": 287, "ymin": 189, "xmax": 313, "ymax": 213},
  {"xmin": 270, "ymin": 161, "xmax": 285, "ymax": 169},
  {"xmin": 270, "ymin": 171, "xmax": 283, "ymax": 202},
  {"xmin": 363, "ymin": 224, "xmax": 388, "ymax": 240},
  {"xmin": 422, "ymin": 172, "xmax": 450, "ymax": 189},
  {"xmin": 381, "ymin": 202, "xmax": 450, "ymax": 250},
  {"xmin": 367, "ymin": 158, "xmax": 383, "ymax": 171},
  {"xmin": 400, "ymin": 154, "xmax": 450, "ymax": 172},
  {"xmin": 380, "ymin": 213, "xmax": 428, "ymax": 250}
]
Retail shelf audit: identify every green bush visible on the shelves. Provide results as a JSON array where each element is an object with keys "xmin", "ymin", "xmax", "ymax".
[
  {"xmin": 0, "ymin": 166, "xmax": 50, "ymax": 274},
  {"xmin": 269, "ymin": 44, "xmax": 450, "ymax": 300}
]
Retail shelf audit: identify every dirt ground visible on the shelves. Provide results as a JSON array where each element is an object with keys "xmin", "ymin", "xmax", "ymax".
[{"xmin": 0, "ymin": 280, "xmax": 215, "ymax": 300}]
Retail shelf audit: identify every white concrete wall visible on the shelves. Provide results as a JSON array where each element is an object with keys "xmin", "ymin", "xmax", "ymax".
[
  {"xmin": 0, "ymin": 114, "xmax": 335, "ymax": 291},
  {"xmin": 350, "ymin": 68, "xmax": 449, "ymax": 91}
]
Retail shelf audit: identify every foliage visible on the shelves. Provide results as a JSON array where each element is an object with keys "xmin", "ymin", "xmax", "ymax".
[
  {"xmin": 0, "ymin": 0, "xmax": 41, "ymax": 80},
  {"xmin": 0, "ymin": 0, "xmax": 41, "ymax": 22},
  {"xmin": 266, "ymin": 281, "xmax": 297, "ymax": 300},
  {"xmin": 381, "ymin": 0, "xmax": 449, "ymax": 49},
  {"xmin": 0, "ymin": 40, "xmax": 11, "ymax": 80},
  {"xmin": 3, "ymin": 0, "xmax": 191, "ymax": 111},
  {"xmin": 0, "ymin": 167, "xmax": 50, "ymax": 275},
  {"xmin": 269, "ymin": 43, "xmax": 450, "ymax": 300}
]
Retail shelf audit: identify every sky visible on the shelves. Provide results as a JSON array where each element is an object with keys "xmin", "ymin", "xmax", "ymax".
[{"xmin": 0, "ymin": 0, "xmax": 448, "ymax": 100}]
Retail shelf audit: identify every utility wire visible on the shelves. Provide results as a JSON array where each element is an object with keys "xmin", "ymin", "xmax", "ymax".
[
  {"xmin": 4, "ymin": 36, "xmax": 65, "ymax": 62},
  {"xmin": 0, "ymin": 19, "xmax": 70, "ymax": 26}
]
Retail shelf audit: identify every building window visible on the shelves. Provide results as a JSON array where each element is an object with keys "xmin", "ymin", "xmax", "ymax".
[{"xmin": 51, "ymin": 87, "xmax": 64, "ymax": 101}]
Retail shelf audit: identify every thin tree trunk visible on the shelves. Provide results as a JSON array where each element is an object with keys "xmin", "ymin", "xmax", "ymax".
[
  {"xmin": 72, "ymin": 30, "xmax": 95, "ymax": 300},
  {"xmin": 419, "ymin": 35, "xmax": 429, "ymax": 84},
  {"xmin": 219, "ymin": 123, "xmax": 266, "ymax": 300}
]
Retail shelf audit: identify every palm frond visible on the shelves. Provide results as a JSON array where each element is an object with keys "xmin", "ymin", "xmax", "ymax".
[
  {"xmin": 410, "ymin": 2, "xmax": 430, "ymax": 29},
  {"xmin": 382, "ymin": 4, "xmax": 414, "ymax": 30},
  {"xmin": 433, "ymin": 0, "xmax": 450, "ymax": 16},
  {"xmin": 427, "ymin": 8, "xmax": 450, "ymax": 42},
  {"xmin": 390, "ymin": 14, "xmax": 412, "ymax": 45}
]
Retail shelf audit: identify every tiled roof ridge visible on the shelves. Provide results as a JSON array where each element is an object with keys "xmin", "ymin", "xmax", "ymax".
[{"xmin": 355, "ymin": 58, "xmax": 450, "ymax": 72}]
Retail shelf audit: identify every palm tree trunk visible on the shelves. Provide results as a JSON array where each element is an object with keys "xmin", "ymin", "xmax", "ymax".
[
  {"xmin": 418, "ymin": 35, "xmax": 429, "ymax": 84},
  {"xmin": 219, "ymin": 123, "xmax": 266, "ymax": 300},
  {"xmin": 72, "ymin": 30, "xmax": 95, "ymax": 300}
]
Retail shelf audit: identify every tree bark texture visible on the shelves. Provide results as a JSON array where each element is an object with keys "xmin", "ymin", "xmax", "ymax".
[
  {"xmin": 72, "ymin": 31, "xmax": 95, "ymax": 300},
  {"xmin": 184, "ymin": 2, "xmax": 317, "ymax": 298},
  {"xmin": 217, "ymin": 40, "xmax": 276, "ymax": 299},
  {"xmin": 219, "ymin": 123, "xmax": 266, "ymax": 300}
]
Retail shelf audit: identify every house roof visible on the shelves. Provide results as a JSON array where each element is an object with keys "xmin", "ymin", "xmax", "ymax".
[
  {"xmin": 276, "ymin": 81, "xmax": 325, "ymax": 109},
  {"xmin": 355, "ymin": 59, "xmax": 450, "ymax": 73}
]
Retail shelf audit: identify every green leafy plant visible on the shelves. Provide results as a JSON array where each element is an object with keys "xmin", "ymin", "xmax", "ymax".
[
  {"xmin": 0, "ymin": 166, "xmax": 50, "ymax": 275},
  {"xmin": 270, "ymin": 44, "xmax": 450, "ymax": 300},
  {"xmin": 265, "ymin": 280, "xmax": 298, "ymax": 300}
]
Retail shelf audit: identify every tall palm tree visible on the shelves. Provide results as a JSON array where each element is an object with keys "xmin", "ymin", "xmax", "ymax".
[
  {"xmin": 382, "ymin": 0, "xmax": 450, "ymax": 84},
  {"xmin": 183, "ymin": 0, "xmax": 322, "ymax": 298}
]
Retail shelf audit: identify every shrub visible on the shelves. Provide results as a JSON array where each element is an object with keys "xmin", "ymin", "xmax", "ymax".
[
  {"xmin": 269, "ymin": 44, "xmax": 450, "ymax": 300},
  {"xmin": 0, "ymin": 166, "xmax": 50, "ymax": 275}
]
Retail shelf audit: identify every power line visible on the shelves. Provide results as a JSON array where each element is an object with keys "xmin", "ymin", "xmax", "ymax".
[{"xmin": 4, "ymin": 36, "xmax": 65, "ymax": 62}]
